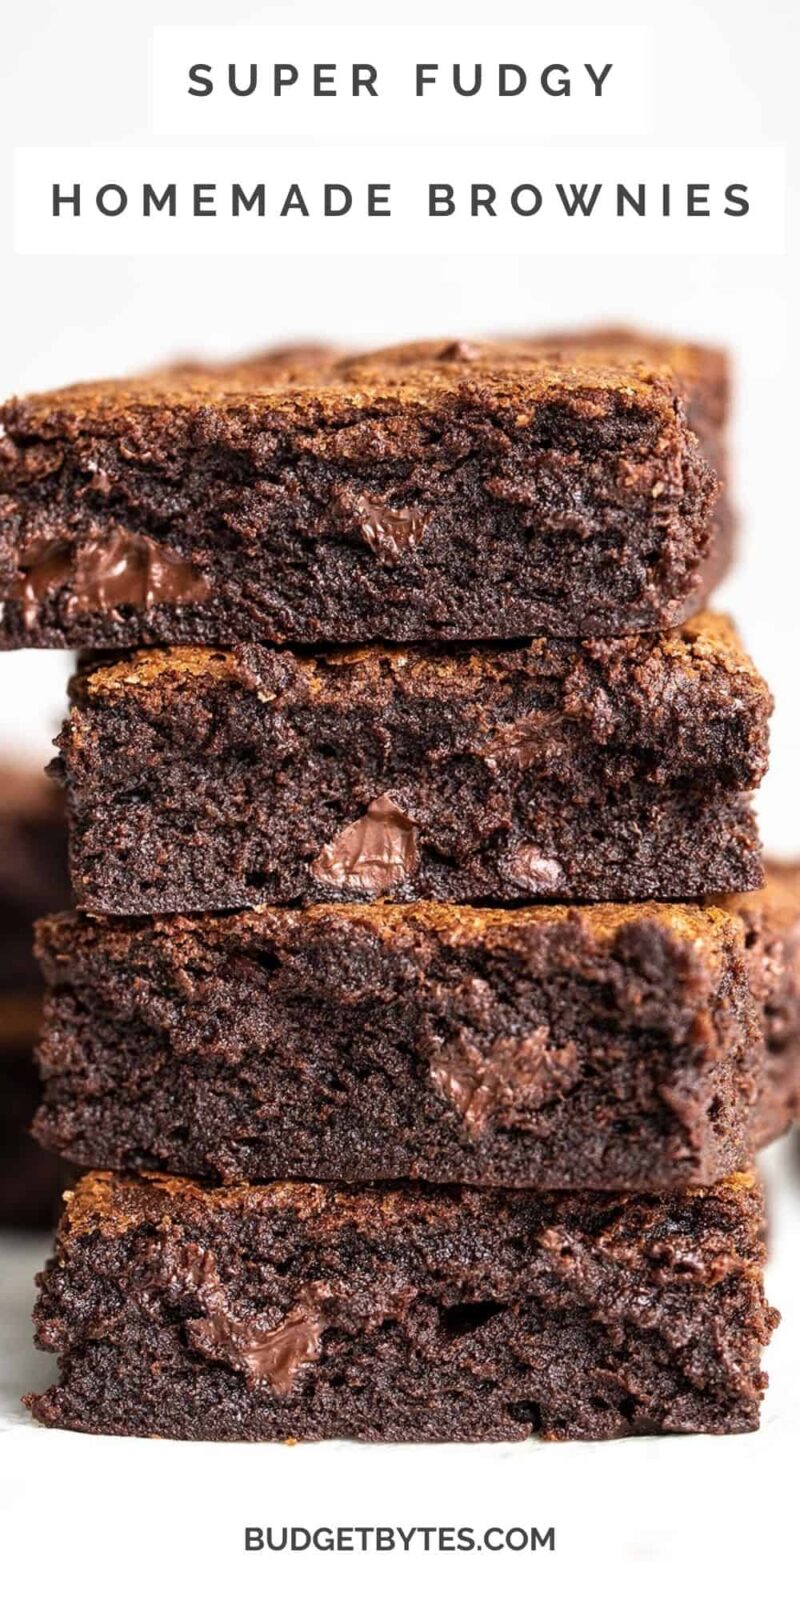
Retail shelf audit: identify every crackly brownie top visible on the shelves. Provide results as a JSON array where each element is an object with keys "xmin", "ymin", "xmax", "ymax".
[
  {"xmin": 76, "ymin": 610, "xmax": 765, "ymax": 711},
  {"xmin": 2, "ymin": 332, "xmax": 717, "ymax": 432},
  {"xmin": 38, "ymin": 898, "xmax": 743, "ymax": 985},
  {"xmin": 58, "ymin": 1171, "xmax": 761, "ymax": 1267}
]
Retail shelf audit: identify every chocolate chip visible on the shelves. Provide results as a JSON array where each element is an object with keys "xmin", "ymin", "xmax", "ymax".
[
  {"xmin": 504, "ymin": 846, "xmax": 566, "ymax": 895},
  {"xmin": 353, "ymin": 495, "xmax": 429, "ymax": 563},
  {"xmin": 311, "ymin": 793, "xmax": 420, "ymax": 894},
  {"xmin": 430, "ymin": 1028, "xmax": 578, "ymax": 1138},
  {"xmin": 154, "ymin": 1239, "xmax": 329, "ymax": 1397}
]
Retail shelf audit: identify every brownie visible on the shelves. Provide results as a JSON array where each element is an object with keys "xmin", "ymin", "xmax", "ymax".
[
  {"xmin": 0, "ymin": 333, "xmax": 726, "ymax": 647},
  {"xmin": 0, "ymin": 767, "xmax": 68, "ymax": 988},
  {"xmin": 26, "ymin": 1168, "xmax": 776, "ymax": 1442},
  {"xmin": 0, "ymin": 994, "xmax": 66, "ymax": 1228},
  {"xmin": 34, "ymin": 893, "xmax": 788, "ymax": 1190},
  {"xmin": 52, "ymin": 612, "xmax": 769, "ymax": 914},
  {"xmin": 0, "ymin": 769, "xmax": 69, "ymax": 1225},
  {"xmin": 721, "ymin": 862, "xmax": 800, "ymax": 1143},
  {"xmin": 531, "ymin": 328, "xmax": 729, "ymax": 462}
]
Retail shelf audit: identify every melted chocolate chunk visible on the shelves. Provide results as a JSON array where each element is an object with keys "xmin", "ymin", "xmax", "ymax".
[
  {"xmin": 188, "ymin": 1292, "xmax": 327, "ymax": 1395},
  {"xmin": 430, "ymin": 1028, "xmax": 578, "ymax": 1138},
  {"xmin": 504, "ymin": 846, "xmax": 566, "ymax": 894},
  {"xmin": 311, "ymin": 793, "xmax": 420, "ymax": 894},
  {"xmin": 11, "ymin": 540, "xmax": 73, "ymax": 629},
  {"xmin": 11, "ymin": 530, "xmax": 210, "ymax": 626},
  {"xmin": 353, "ymin": 495, "xmax": 429, "ymax": 562},
  {"xmin": 156, "ymin": 1240, "xmax": 328, "ymax": 1396}
]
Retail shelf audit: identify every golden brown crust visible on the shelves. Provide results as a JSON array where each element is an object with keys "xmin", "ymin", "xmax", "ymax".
[
  {"xmin": 10, "ymin": 335, "xmax": 706, "ymax": 425},
  {"xmin": 59, "ymin": 1164, "xmax": 760, "ymax": 1242},
  {"xmin": 81, "ymin": 610, "xmax": 764, "ymax": 706}
]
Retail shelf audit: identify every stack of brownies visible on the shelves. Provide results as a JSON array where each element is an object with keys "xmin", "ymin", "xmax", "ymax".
[{"xmin": 1, "ymin": 333, "xmax": 799, "ymax": 1441}]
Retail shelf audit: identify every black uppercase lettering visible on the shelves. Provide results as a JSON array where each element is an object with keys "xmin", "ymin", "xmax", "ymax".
[
  {"xmin": 228, "ymin": 63, "xmax": 257, "ymax": 97},
  {"xmin": 687, "ymin": 183, "xmax": 710, "ymax": 216},
  {"xmin": 617, "ymin": 183, "xmax": 645, "ymax": 215},
  {"xmin": 52, "ymin": 184, "xmax": 80, "ymax": 215},
  {"xmin": 244, "ymin": 1529, "xmax": 264, "ymax": 1551},
  {"xmin": 368, "ymin": 183, "xmax": 391, "ymax": 215},
  {"xmin": 274, "ymin": 64, "xmax": 298, "ymax": 94},
  {"xmin": 143, "ymin": 184, "xmax": 176, "ymax": 216},
  {"xmin": 585, "ymin": 63, "xmax": 613, "ymax": 94},
  {"xmin": 416, "ymin": 64, "xmax": 438, "ymax": 95},
  {"xmin": 512, "ymin": 184, "xmax": 542, "ymax": 215},
  {"xmin": 542, "ymin": 64, "xmax": 570, "ymax": 96},
  {"xmin": 97, "ymin": 184, "xmax": 127, "ymax": 216},
  {"xmin": 325, "ymin": 184, "xmax": 352, "ymax": 216},
  {"xmin": 556, "ymin": 182, "xmax": 602, "ymax": 215},
  {"xmin": 454, "ymin": 64, "xmax": 481, "ymax": 96},
  {"xmin": 429, "ymin": 183, "xmax": 454, "ymax": 215},
  {"xmin": 533, "ymin": 1528, "xmax": 556, "ymax": 1551},
  {"xmin": 314, "ymin": 64, "xmax": 336, "ymax": 96},
  {"xmin": 472, "ymin": 184, "xmax": 496, "ymax": 215},
  {"xmin": 193, "ymin": 184, "xmax": 216, "ymax": 216},
  {"xmin": 281, "ymin": 184, "xmax": 309, "ymax": 217},
  {"xmin": 724, "ymin": 183, "xmax": 749, "ymax": 215},
  {"xmin": 353, "ymin": 64, "xmax": 377, "ymax": 96},
  {"xmin": 232, "ymin": 184, "xmax": 265, "ymax": 216},
  {"xmin": 188, "ymin": 64, "xmax": 212, "ymax": 97},
  {"xmin": 499, "ymin": 64, "xmax": 526, "ymax": 96},
  {"xmin": 663, "ymin": 182, "xmax": 671, "ymax": 215}
]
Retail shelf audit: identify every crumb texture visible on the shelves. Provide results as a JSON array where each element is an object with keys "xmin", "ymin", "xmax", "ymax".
[
  {"xmin": 54, "ymin": 613, "xmax": 770, "ymax": 913},
  {"xmin": 27, "ymin": 1170, "xmax": 776, "ymax": 1442},
  {"xmin": 33, "ymin": 894, "xmax": 786, "ymax": 1190}
]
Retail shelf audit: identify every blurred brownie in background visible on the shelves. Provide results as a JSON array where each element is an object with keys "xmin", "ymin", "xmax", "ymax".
[
  {"xmin": 0, "ymin": 767, "xmax": 69, "ymax": 1226},
  {"xmin": 722, "ymin": 862, "xmax": 800, "ymax": 1145}
]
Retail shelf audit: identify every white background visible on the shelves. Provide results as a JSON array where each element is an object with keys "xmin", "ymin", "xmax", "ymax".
[{"xmin": 0, "ymin": 3, "xmax": 798, "ymax": 1596}]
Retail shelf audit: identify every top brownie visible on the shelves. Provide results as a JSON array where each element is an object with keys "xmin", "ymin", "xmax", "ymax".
[{"xmin": 0, "ymin": 331, "xmax": 725, "ymax": 648}]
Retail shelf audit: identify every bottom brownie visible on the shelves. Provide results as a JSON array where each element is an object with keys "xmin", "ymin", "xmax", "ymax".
[{"xmin": 27, "ymin": 1169, "xmax": 776, "ymax": 1442}]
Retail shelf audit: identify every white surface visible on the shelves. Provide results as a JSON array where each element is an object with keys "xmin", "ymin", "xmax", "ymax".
[{"xmin": 1, "ymin": 1136, "xmax": 798, "ymax": 1600}]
